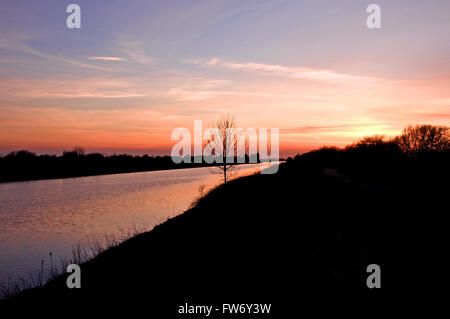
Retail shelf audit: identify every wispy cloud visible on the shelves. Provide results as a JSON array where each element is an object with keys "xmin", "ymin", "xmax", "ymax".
[
  {"xmin": 192, "ymin": 57, "xmax": 391, "ymax": 87},
  {"xmin": 0, "ymin": 76, "xmax": 232, "ymax": 100},
  {"xmin": 0, "ymin": 77, "xmax": 145, "ymax": 99},
  {"xmin": 283, "ymin": 124, "xmax": 362, "ymax": 134},
  {"xmin": 116, "ymin": 36, "xmax": 153, "ymax": 65},
  {"xmin": 87, "ymin": 56, "xmax": 126, "ymax": 62},
  {"xmin": 0, "ymin": 32, "xmax": 110, "ymax": 71},
  {"xmin": 166, "ymin": 89, "xmax": 341, "ymax": 102},
  {"xmin": 283, "ymin": 121, "xmax": 399, "ymax": 139},
  {"xmin": 283, "ymin": 123, "xmax": 388, "ymax": 134}
]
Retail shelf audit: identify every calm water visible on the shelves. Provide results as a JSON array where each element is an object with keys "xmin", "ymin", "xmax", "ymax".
[{"xmin": 0, "ymin": 164, "xmax": 268, "ymax": 285}]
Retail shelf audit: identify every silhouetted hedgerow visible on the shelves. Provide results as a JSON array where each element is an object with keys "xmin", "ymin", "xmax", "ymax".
[
  {"xmin": 0, "ymin": 148, "xmax": 262, "ymax": 183},
  {"xmin": 287, "ymin": 124, "xmax": 449, "ymax": 183}
]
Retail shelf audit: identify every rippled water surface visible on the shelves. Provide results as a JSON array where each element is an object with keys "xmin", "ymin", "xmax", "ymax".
[{"xmin": 0, "ymin": 164, "xmax": 266, "ymax": 284}]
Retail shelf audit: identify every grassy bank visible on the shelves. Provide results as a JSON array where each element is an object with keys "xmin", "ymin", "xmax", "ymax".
[{"xmin": 2, "ymin": 146, "xmax": 448, "ymax": 313}]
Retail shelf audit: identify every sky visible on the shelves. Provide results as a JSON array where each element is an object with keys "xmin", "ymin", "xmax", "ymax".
[{"xmin": 0, "ymin": 0, "xmax": 449, "ymax": 156}]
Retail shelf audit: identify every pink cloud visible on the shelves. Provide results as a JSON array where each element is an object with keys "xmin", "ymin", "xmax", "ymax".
[
  {"xmin": 87, "ymin": 56, "xmax": 126, "ymax": 62},
  {"xmin": 199, "ymin": 58, "xmax": 392, "ymax": 87}
]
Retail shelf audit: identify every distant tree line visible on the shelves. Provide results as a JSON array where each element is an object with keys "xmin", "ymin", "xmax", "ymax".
[
  {"xmin": 285, "ymin": 124, "xmax": 449, "ymax": 183},
  {"xmin": 2, "ymin": 124, "xmax": 447, "ymax": 183},
  {"xmin": 0, "ymin": 147, "xmax": 263, "ymax": 183}
]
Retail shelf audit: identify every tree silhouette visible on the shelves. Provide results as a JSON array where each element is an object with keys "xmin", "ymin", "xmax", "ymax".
[
  {"xmin": 63, "ymin": 146, "xmax": 85, "ymax": 158},
  {"xmin": 204, "ymin": 114, "xmax": 239, "ymax": 184},
  {"xmin": 345, "ymin": 135, "xmax": 400, "ymax": 154},
  {"xmin": 396, "ymin": 124, "xmax": 449, "ymax": 156}
]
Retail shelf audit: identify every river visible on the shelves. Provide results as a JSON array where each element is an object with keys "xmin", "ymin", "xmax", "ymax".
[{"xmin": 0, "ymin": 163, "xmax": 270, "ymax": 286}]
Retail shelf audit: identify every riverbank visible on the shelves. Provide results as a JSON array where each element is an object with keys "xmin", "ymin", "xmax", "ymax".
[
  {"xmin": 0, "ymin": 150, "xmax": 268, "ymax": 183},
  {"xmin": 2, "ymin": 149, "xmax": 448, "ymax": 313}
]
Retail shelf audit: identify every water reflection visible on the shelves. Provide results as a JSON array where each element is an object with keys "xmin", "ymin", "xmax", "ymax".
[{"xmin": 0, "ymin": 164, "xmax": 266, "ymax": 283}]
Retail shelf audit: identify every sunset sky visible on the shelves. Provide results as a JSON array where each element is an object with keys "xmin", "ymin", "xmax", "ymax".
[{"xmin": 0, "ymin": 0, "xmax": 449, "ymax": 156}]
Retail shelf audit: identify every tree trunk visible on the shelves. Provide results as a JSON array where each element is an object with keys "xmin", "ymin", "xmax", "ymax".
[{"xmin": 223, "ymin": 152, "xmax": 227, "ymax": 184}]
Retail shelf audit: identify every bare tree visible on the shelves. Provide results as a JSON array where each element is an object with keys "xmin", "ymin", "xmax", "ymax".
[
  {"xmin": 63, "ymin": 146, "xmax": 85, "ymax": 158},
  {"xmin": 395, "ymin": 124, "xmax": 449, "ymax": 156},
  {"xmin": 204, "ymin": 114, "xmax": 239, "ymax": 184}
]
